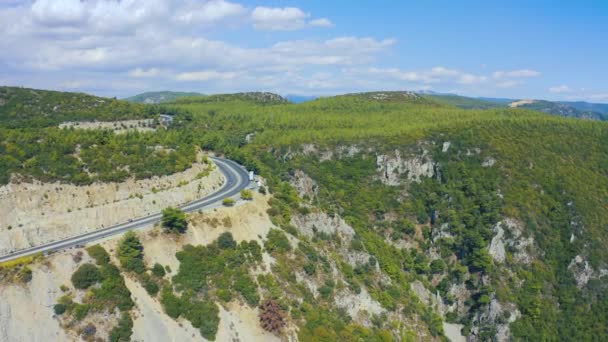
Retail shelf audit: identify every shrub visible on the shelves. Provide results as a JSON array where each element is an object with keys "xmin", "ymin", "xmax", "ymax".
[
  {"xmin": 151, "ymin": 263, "xmax": 166, "ymax": 278},
  {"xmin": 233, "ymin": 272, "xmax": 259, "ymax": 306},
  {"xmin": 17, "ymin": 267, "xmax": 33, "ymax": 283},
  {"xmin": 259, "ymin": 300, "xmax": 286, "ymax": 334},
  {"xmin": 109, "ymin": 313, "xmax": 133, "ymax": 342},
  {"xmin": 86, "ymin": 244, "xmax": 110, "ymax": 265},
  {"xmin": 240, "ymin": 189, "xmax": 253, "ymax": 200},
  {"xmin": 264, "ymin": 229, "xmax": 291, "ymax": 253},
  {"xmin": 53, "ymin": 303, "xmax": 67, "ymax": 315},
  {"xmin": 81, "ymin": 324, "xmax": 96, "ymax": 338},
  {"xmin": 430, "ymin": 259, "xmax": 446, "ymax": 274},
  {"xmin": 161, "ymin": 207, "xmax": 188, "ymax": 234},
  {"xmin": 73, "ymin": 303, "xmax": 90, "ymax": 321},
  {"xmin": 140, "ymin": 273, "xmax": 160, "ymax": 296},
  {"xmin": 117, "ymin": 231, "xmax": 145, "ymax": 274},
  {"xmin": 217, "ymin": 232, "xmax": 237, "ymax": 249},
  {"xmin": 71, "ymin": 263, "xmax": 101, "ymax": 289},
  {"xmin": 222, "ymin": 198, "xmax": 235, "ymax": 206}
]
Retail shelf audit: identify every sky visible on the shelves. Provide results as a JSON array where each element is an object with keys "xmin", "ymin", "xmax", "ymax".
[{"xmin": 0, "ymin": 0, "xmax": 607, "ymax": 102}]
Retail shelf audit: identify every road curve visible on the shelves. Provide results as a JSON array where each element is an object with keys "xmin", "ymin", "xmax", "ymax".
[{"xmin": 0, "ymin": 157, "xmax": 251, "ymax": 263}]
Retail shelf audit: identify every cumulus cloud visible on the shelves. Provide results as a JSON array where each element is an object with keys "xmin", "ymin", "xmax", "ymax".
[
  {"xmin": 549, "ymin": 85, "xmax": 572, "ymax": 93},
  {"xmin": 361, "ymin": 66, "xmax": 487, "ymax": 85},
  {"xmin": 493, "ymin": 69, "xmax": 541, "ymax": 79},
  {"xmin": 129, "ymin": 68, "xmax": 162, "ymax": 78},
  {"xmin": 252, "ymin": 6, "xmax": 308, "ymax": 31},
  {"xmin": 175, "ymin": 70, "xmax": 240, "ymax": 81},
  {"xmin": 0, "ymin": 0, "xmax": 546, "ymax": 97},
  {"xmin": 309, "ymin": 18, "xmax": 334, "ymax": 28},
  {"xmin": 251, "ymin": 6, "xmax": 334, "ymax": 31}
]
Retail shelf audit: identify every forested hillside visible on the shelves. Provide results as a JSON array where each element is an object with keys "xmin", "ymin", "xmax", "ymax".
[
  {"xmin": 163, "ymin": 92, "xmax": 608, "ymax": 340},
  {"xmin": 0, "ymin": 87, "xmax": 157, "ymax": 128},
  {"xmin": 0, "ymin": 87, "xmax": 199, "ymax": 185},
  {"xmin": 125, "ymin": 91, "xmax": 202, "ymax": 104},
  {"xmin": 2, "ymin": 88, "xmax": 607, "ymax": 341}
]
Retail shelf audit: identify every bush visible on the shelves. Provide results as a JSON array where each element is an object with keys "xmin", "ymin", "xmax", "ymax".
[
  {"xmin": 217, "ymin": 232, "xmax": 237, "ymax": 249},
  {"xmin": 264, "ymin": 229, "xmax": 291, "ymax": 253},
  {"xmin": 53, "ymin": 303, "xmax": 67, "ymax": 315},
  {"xmin": 73, "ymin": 303, "xmax": 90, "ymax": 321},
  {"xmin": 222, "ymin": 198, "xmax": 235, "ymax": 206},
  {"xmin": 117, "ymin": 231, "xmax": 145, "ymax": 274},
  {"xmin": 161, "ymin": 207, "xmax": 188, "ymax": 234},
  {"xmin": 240, "ymin": 189, "xmax": 253, "ymax": 200},
  {"xmin": 151, "ymin": 263, "xmax": 166, "ymax": 278},
  {"xmin": 71, "ymin": 263, "xmax": 101, "ymax": 289},
  {"xmin": 109, "ymin": 313, "xmax": 133, "ymax": 342},
  {"xmin": 430, "ymin": 259, "xmax": 446, "ymax": 274},
  {"xmin": 86, "ymin": 244, "xmax": 110, "ymax": 265},
  {"xmin": 233, "ymin": 272, "xmax": 259, "ymax": 306},
  {"xmin": 140, "ymin": 273, "xmax": 160, "ymax": 296}
]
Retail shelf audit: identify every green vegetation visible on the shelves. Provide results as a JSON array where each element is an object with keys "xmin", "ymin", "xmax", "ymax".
[
  {"xmin": 11, "ymin": 87, "xmax": 608, "ymax": 340},
  {"xmin": 71, "ymin": 263, "xmax": 101, "ymax": 289},
  {"xmin": 0, "ymin": 86, "xmax": 157, "ymax": 128},
  {"xmin": 56, "ymin": 245, "xmax": 134, "ymax": 340},
  {"xmin": 161, "ymin": 207, "xmax": 188, "ymax": 234},
  {"xmin": 109, "ymin": 312, "xmax": 133, "ymax": 342},
  {"xmin": 151, "ymin": 263, "xmax": 166, "ymax": 278},
  {"xmin": 86, "ymin": 244, "xmax": 110, "ymax": 265},
  {"xmin": 117, "ymin": 231, "xmax": 145, "ymax": 274},
  {"xmin": 222, "ymin": 198, "xmax": 235, "ymax": 206},
  {"xmin": 240, "ymin": 189, "xmax": 253, "ymax": 200},
  {"xmin": 125, "ymin": 91, "xmax": 202, "ymax": 104},
  {"xmin": 264, "ymin": 229, "xmax": 291, "ymax": 253},
  {"xmin": 160, "ymin": 235, "xmax": 263, "ymax": 340}
]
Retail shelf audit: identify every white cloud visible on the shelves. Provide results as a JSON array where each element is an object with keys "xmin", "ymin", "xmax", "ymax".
[
  {"xmin": 493, "ymin": 69, "xmax": 541, "ymax": 79},
  {"xmin": 173, "ymin": 0, "xmax": 246, "ymax": 25},
  {"xmin": 496, "ymin": 80, "xmax": 521, "ymax": 88},
  {"xmin": 31, "ymin": 0, "xmax": 88, "ymax": 27},
  {"xmin": 175, "ymin": 70, "xmax": 240, "ymax": 81},
  {"xmin": 310, "ymin": 18, "xmax": 334, "ymax": 28},
  {"xmin": 129, "ymin": 68, "xmax": 161, "ymax": 78},
  {"xmin": 251, "ymin": 6, "xmax": 333, "ymax": 31},
  {"xmin": 252, "ymin": 6, "xmax": 308, "ymax": 31},
  {"xmin": 587, "ymin": 93, "xmax": 608, "ymax": 101},
  {"xmin": 549, "ymin": 85, "xmax": 572, "ymax": 93}
]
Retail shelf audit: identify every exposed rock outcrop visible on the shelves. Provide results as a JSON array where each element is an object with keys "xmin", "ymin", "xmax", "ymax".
[
  {"xmin": 290, "ymin": 170, "xmax": 318, "ymax": 199},
  {"xmin": 376, "ymin": 149, "xmax": 435, "ymax": 185},
  {"xmin": 0, "ymin": 156, "xmax": 222, "ymax": 256},
  {"xmin": 488, "ymin": 219, "xmax": 534, "ymax": 264},
  {"xmin": 290, "ymin": 211, "xmax": 355, "ymax": 239}
]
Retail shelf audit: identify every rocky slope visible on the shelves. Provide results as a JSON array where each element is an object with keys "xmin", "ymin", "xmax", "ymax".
[{"xmin": 0, "ymin": 154, "xmax": 221, "ymax": 256}]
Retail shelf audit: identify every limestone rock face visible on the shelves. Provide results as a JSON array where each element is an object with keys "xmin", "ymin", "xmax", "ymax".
[
  {"xmin": 290, "ymin": 170, "xmax": 318, "ymax": 199},
  {"xmin": 488, "ymin": 219, "xmax": 534, "ymax": 264},
  {"xmin": 0, "ymin": 158, "xmax": 223, "ymax": 256},
  {"xmin": 290, "ymin": 211, "xmax": 355, "ymax": 238},
  {"xmin": 376, "ymin": 149, "xmax": 435, "ymax": 186}
]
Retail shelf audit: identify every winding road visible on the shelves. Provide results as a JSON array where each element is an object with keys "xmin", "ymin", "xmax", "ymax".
[{"xmin": 0, "ymin": 157, "xmax": 251, "ymax": 263}]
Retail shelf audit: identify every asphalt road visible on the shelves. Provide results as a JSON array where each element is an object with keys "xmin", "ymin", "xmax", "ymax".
[{"xmin": 0, "ymin": 157, "xmax": 251, "ymax": 263}]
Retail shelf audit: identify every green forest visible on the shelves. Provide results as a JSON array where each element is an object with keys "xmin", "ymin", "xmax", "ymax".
[{"xmin": 3, "ymin": 86, "xmax": 608, "ymax": 340}]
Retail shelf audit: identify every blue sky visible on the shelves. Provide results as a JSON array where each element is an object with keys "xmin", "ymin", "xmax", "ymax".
[{"xmin": 0, "ymin": 0, "xmax": 607, "ymax": 102}]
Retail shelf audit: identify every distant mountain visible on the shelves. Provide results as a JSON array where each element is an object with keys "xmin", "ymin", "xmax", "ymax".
[
  {"xmin": 0, "ymin": 86, "xmax": 153, "ymax": 128},
  {"xmin": 171, "ymin": 92, "xmax": 289, "ymax": 105},
  {"xmin": 421, "ymin": 94, "xmax": 506, "ymax": 110},
  {"xmin": 509, "ymin": 99, "xmax": 605, "ymax": 120},
  {"xmin": 125, "ymin": 91, "xmax": 202, "ymax": 104},
  {"xmin": 285, "ymin": 94, "xmax": 319, "ymax": 103},
  {"xmin": 559, "ymin": 101, "xmax": 608, "ymax": 115},
  {"xmin": 419, "ymin": 92, "xmax": 607, "ymax": 120}
]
